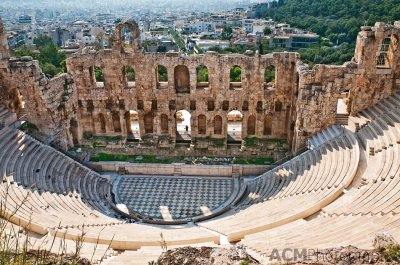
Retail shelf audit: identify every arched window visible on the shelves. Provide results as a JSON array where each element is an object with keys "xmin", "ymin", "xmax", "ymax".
[
  {"xmin": 275, "ymin": 100, "xmax": 283, "ymax": 112},
  {"xmin": 196, "ymin": 65, "xmax": 209, "ymax": 90},
  {"xmin": 264, "ymin": 115, "xmax": 272, "ymax": 135},
  {"xmin": 98, "ymin": 113, "xmax": 106, "ymax": 133},
  {"xmin": 125, "ymin": 110, "xmax": 140, "ymax": 141},
  {"xmin": 198, "ymin": 114, "xmax": 207, "ymax": 135},
  {"xmin": 157, "ymin": 65, "xmax": 168, "ymax": 89},
  {"xmin": 214, "ymin": 115, "xmax": 222, "ymax": 135},
  {"xmin": 160, "ymin": 114, "xmax": 169, "ymax": 134},
  {"xmin": 112, "ymin": 112, "xmax": 121, "ymax": 133},
  {"xmin": 264, "ymin": 65, "xmax": 275, "ymax": 90},
  {"xmin": 69, "ymin": 119, "xmax": 79, "ymax": 145},
  {"xmin": 230, "ymin": 65, "xmax": 242, "ymax": 90},
  {"xmin": 247, "ymin": 115, "xmax": 256, "ymax": 136},
  {"xmin": 174, "ymin": 65, "xmax": 190, "ymax": 93},
  {"xmin": 124, "ymin": 65, "xmax": 135, "ymax": 88},
  {"xmin": 144, "ymin": 113, "xmax": 153, "ymax": 133}
]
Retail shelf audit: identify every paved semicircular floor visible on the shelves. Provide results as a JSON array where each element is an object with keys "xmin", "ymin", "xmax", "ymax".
[{"xmin": 114, "ymin": 175, "xmax": 235, "ymax": 221}]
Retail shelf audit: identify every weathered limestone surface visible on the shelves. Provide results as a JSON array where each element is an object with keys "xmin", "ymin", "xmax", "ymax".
[{"xmin": 0, "ymin": 19, "xmax": 399, "ymax": 152}]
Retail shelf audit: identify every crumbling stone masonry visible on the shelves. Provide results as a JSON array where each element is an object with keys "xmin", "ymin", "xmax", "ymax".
[{"xmin": 0, "ymin": 18, "xmax": 399, "ymax": 153}]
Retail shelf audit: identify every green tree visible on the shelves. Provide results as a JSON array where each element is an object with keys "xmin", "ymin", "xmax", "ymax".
[
  {"xmin": 230, "ymin": 65, "xmax": 242, "ymax": 82},
  {"xmin": 94, "ymin": 66, "xmax": 104, "ymax": 82},
  {"xmin": 196, "ymin": 65, "xmax": 209, "ymax": 82},
  {"xmin": 125, "ymin": 66, "xmax": 135, "ymax": 81},
  {"xmin": 263, "ymin": 26, "xmax": 272, "ymax": 35},
  {"xmin": 158, "ymin": 65, "xmax": 168, "ymax": 82},
  {"xmin": 221, "ymin": 26, "xmax": 233, "ymax": 40}
]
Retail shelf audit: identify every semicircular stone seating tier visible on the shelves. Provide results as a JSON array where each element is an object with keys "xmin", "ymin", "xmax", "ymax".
[{"xmin": 240, "ymin": 91, "xmax": 400, "ymax": 262}]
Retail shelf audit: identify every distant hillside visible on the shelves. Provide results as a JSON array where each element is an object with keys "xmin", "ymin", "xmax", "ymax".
[
  {"xmin": 260, "ymin": 0, "xmax": 400, "ymax": 67},
  {"xmin": 263, "ymin": 0, "xmax": 400, "ymax": 44}
]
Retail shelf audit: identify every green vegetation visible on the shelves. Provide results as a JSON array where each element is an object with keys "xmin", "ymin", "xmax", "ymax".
[
  {"xmin": 261, "ymin": 0, "xmax": 400, "ymax": 66},
  {"xmin": 234, "ymin": 157, "xmax": 274, "ymax": 165},
  {"xmin": 193, "ymin": 137, "xmax": 226, "ymax": 148},
  {"xmin": 12, "ymin": 36, "xmax": 66, "ymax": 78},
  {"xmin": 20, "ymin": 122, "xmax": 38, "ymax": 132},
  {"xmin": 196, "ymin": 65, "xmax": 209, "ymax": 82},
  {"xmin": 157, "ymin": 65, "xmax": 168, "ymax": 82},
  {"xmin": 94, "ymin": 66, "xmax": 104, "ymax": 82},
  {"xmin": 91, "ymin": 153, "xmax": 180, "ymax": 163},
  {"xmin": 230, "ymin": 65, "xmax": 242, "ymax": 82},
  {"xmin": 221, "ymin": 26, "xmax": 233, "ymax": 40},
  {"xmin": 170, "ymin": 29, "xmax": 186, "ymax": 51},
  {"xmin": 264, "ymin": 65, "xmax": 275, "ymax": 83},
  {"xmin": 383, "ymin": 245, "xmax": 400, "ymax": 262},
  {"xmin": 84, "ymin": 135, "xmax": 122, "ymax": 142},
  {"xmin": 125, "ymin": 65, "xmax": 135, "ymax": 81},
  {"xmin": 263, "ymin": 26, "xmax": 272, "ymax": 35},
  {"xmin": 243, "ymin": 137, "xmax": 287, "ymax": 148}
]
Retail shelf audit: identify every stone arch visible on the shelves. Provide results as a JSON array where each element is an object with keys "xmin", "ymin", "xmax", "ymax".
[
  {"xmin": 196, "ymin": 64, "xmax": 209, "ymax": 89},
  {"xmin": 124, "ymin": 65, "xmax": 135, "ymax": 87},
  {"xmin": 264, "ymin": 65, "xmax": 276, "ymax": 90},
  {"xmin": 247, "ymin": 115, "xmax": 256, "ymax": 136},
  {"xmin": 198, "ymin": 114, "xmax": 207, "ymax": 135},
  {"xmin": 125, "ymin": 110, "xmax": 140, "ymax": 140},
  {"xmin": 157, "ymin": 65, "xmax": 168, "ymax": 89},
  {"xmin": 160, "ymin": 114, "xmax": 169, "ymax": 134},
  {"xmin": 214, "ymin": 115, "xmax": 222, "ymax": 135},
  {"xmin": 112, "ymin": 111, "xmax": 121, "ymax": 133},
  {"xmin": 113, "ymin": 20, "xmax": 141, "ymax": 52},
  {"xmin": 144, "ymin": 112, "xmax": 154, "ymax": 133},
  {"xmin": 176, "ymin": 110, "xmax": 191, "ymax": 142},
  {"xmin": 227, "ymin": 110, "xmax": 243, "ymax": 143},
  {"xmin": 174, "ymin": 65, "xmax": 190, "ymax": 93},
  {"xmin": 264, "ymin": 114, "xmax": 272, "ymax": 135},
  {"xmin": 98, "ymin": 113, "xmax": 106, "ymax": 133},
  {"xmin": 275, "ymin": 100, "xmax": 283, "ymax": 112},
  {"xmin": 230, "ymin": 65, "xmax": 242, "ymax": 90}
]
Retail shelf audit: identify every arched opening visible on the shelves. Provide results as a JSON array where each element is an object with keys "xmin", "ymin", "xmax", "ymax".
[
  {"xmin": 264, "ymin": 115, "xmax": 272, "ymax": 135},
  {"xmin": 157, "ymin": 65, "xmax": 168, "ymax": 89},
  {"xmin": 227, "ymin": 110, "xmax": 243, "ymax": 143},
  {"xmin": 124, "ymin": 65, "xmax": 135, "ymax": 88},
  {"xmin": 174, "ymin": 65, "xmax": 190, "ymax": 93},
  {"xmin": 176, "ymin": 110, "xmax": 191, "ymax": 142},
  {"xmin": 125, "ymin": 110, "xmax": 140, "ymax": 141},
  {"xmin": 198, "ymin": 114, "xmax": 207, "ymax": 135},
  {"xmin": 275, "ymin": 100, "xmax": 283, "ymax": 112},
  {"xmin": 121, "ymin": 26, "xmax": 134, "ymax": 48},
  {"xmin": 113, "ymin": 20, "xmax": 141, "ymax": 52},
  {"xmin": 144, "ymin": 113, "xmax": 154, "ymax": 133},
  {"xmin": 196, "ymin": 64, "xmax": 209, "ymax": 90},
  {"xmin": 98, "ymin": 113, "xmax": 106, "ymax": 133},
  {"xmin": 112, "ymin": 111, "xmax": 121, "ymax": 133},
  {"xmin": 376, "ymin": 36, "xmax": 392, "ymax": 68},
  {"xmin": 230, "ymin": 65, "xmax": 242, "ymax": 90},
  {"xmin": 264, "ymin": 65, "xmax": 276, "ymax": 90},
  {"xmin": 336, "ymin": 93, "xmax": 349, "ymax": 125},
  {"xmin": 94, "ymin": 65, "xmax": 104, "ymax": 87},
  {"xmin": 247, "ymin": 115, "xmax": 256, "ymax": 136},
  {"xmin": 69, "ymin": 119, "xmax": 79, "ymax": 145},
  {"xmin": 160, "ymin": 114, "xmax": 169, "ymax": 134},
  {"xmin": 214, "ymin": 115, "xmax": 222, "ymax": 135}
]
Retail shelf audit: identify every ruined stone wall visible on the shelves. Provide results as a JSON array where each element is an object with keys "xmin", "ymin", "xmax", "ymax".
[
  {"xmin": 1, "ymin": 18, "xmax": 400, "ymax": 154},
  {"xmin": 66, "ymin": 32, "xmax": 299, "ymax": 150},
  {"xmin": 292, "ymin": 22, "xmax": 400, "ymax": 151}
]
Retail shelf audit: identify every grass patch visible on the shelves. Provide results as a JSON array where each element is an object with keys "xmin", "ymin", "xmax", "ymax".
[
  {"xmin": 84, "ymin": 135, "xmax": 122, "ymax": 142},
  {"xmin": 91, "ymin": 153, "xmax": 181, "ymax": 164},
  {"xmin": 243, "ymin": 137, "xmax": 287, "ymax": 147},
  {"xmin": 234, "ymin": 157, "xmax": 274, "ymax": 165},
  {"xmin": 20, "ymin": 122, "xmax": 39, "ymax": 132}
]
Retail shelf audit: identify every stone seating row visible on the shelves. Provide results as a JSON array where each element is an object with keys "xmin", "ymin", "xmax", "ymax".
[
  {"xmin": 197, "ymin": 129, "xmax": 359, "ymax": 242},
  {"xmin": 308, "ymin": 125, "xmax": 344, "ymax": 149},
  {"xmin": 0, "ymin": 127, "xmax": 121, "ymax": 234}
]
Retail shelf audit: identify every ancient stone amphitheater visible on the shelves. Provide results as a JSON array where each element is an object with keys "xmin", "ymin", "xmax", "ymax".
[{"xmin": 1, "ymin": 18, "xmax": 400, "ymax": 264}]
